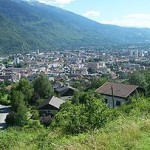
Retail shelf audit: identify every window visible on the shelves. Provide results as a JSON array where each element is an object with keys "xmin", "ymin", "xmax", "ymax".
[{"xmin": 116, "ymin": 101, "xmax": 121, "ymax": 106}]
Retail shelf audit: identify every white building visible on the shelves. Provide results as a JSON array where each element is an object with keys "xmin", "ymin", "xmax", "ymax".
[
  {"xmin": 96, "ymin": 82, "xmax": 144, "ymax": 108},
  {"xmin": 13, "ymin": 57, "xmax": 20, "ymax": 66}
]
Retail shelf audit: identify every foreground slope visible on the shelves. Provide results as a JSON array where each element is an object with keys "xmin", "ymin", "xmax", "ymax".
[
  {"xmin": 0, "ymin": 117, "xmax": 150, "ymax": 150},
  {"xmin": 0, "ymin": 0, "xmax": 150, "ymax": 52}
]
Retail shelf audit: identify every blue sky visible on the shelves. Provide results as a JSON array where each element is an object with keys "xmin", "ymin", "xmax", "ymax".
[{"xmin": 27, "ymin": 0, "xmax": 150, "ymax": 28}]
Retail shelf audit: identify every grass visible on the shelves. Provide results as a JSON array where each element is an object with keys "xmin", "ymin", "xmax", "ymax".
[
  {"xmin": 55, "ymin": 116, "xmax": 150, "ymax": 150},
  {"xmin": 0, "ymin": 116, "xmax": 150, "ymax": 150}
]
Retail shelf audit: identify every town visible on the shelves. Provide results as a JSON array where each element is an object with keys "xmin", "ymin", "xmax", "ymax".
[{"xmin": 0, "ymin": 46, "xmax": 150, "ymax": 84}]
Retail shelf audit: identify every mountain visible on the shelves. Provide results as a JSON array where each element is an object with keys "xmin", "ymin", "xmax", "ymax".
[{"xmin": 0, "ymin": 0, "xmax": 150, "ymax": 53}]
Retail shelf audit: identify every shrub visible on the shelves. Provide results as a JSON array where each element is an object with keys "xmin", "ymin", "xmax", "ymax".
[
  {"xmin": 40, "ymin": 115, "xmax": 52, "ymax": 127},
  {"xmin": 5, "ymin": 112, "xmax": 15, "ymax": 126},
  {"xmin": 30, "ymin": 109, "xmax": 40, "ymax": 120},
  {"xmin": 27, "ymin": 120, "xmax": 43, "ymax": 129},
  {"xmin": 52, "ymin": 98, "xmax": 110, "ymax": 134}
]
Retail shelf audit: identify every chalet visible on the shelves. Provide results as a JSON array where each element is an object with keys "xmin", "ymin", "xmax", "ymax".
[
  {"xmin": 55, "ymin": 86, "xmax": 77, "ymax": 97},
  {"xmin": 38, "ymin": 96, "xmax": 65, "ymax": 116},
  {"xmin": 95, "ymin": 82, "xmax": 144, "ymax": 108}
]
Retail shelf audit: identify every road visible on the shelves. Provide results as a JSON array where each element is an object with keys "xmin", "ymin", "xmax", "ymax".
[{"xmin": 0, "ymin": 105, "xmax": 10, "ymax": 129}]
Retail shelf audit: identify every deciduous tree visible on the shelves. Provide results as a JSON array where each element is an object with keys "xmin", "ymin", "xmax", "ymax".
[{"xmin": 33, "ymin": 74, "xmax": 54, "ymax": 98}]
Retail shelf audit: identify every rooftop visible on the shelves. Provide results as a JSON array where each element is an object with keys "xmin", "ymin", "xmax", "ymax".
[
  {"xmin": 38, "ymin": 96, "xmax": 65, "ymax": 109},
  {"xmin": 95, "ymin": 82, "xmax": 139, "ymax": 98}
]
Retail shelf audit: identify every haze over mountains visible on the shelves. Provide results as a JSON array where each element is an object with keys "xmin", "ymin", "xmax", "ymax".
[{"xmin": 1, "ymin": 0, "xmax": 150, "ymax": 53}]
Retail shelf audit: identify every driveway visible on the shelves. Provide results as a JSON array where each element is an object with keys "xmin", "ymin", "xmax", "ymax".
[{"xmin": 0, "ymin": 105, "xmax": 10, "ymax": 129}]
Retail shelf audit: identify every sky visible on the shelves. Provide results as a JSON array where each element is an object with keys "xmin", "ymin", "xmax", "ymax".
[{"xmin": 24, "ymin": 0, "xmax": 150, "ymax": 28}]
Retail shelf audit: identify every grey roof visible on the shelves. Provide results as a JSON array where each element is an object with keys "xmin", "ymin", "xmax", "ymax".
[
  {"xmin": 95, "ymin": 82, "xmax": 139, "ymax": 98},
  {"xmin": 50, "ymin": 96, "xmax": 65, "ymax": 109},
  {"xmin": 55, "ymin": 86, "xmax": 78, "ymax": 96},
  {"xmin": 53, "ymin": 82, "xmax": 64, "ymax": 89},
  {"xmin": 38, "ymin": 96, "xmax": 65, "ymax": 109},
  {"xmin": 60, "ymin": 96, "xmax": 73, "ymax": 100}
]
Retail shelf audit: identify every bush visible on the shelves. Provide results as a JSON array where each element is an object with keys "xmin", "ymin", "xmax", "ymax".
[
  {"xmin": 27, "ymin": 120, "xmax": 43, "ymax": 129},
  {"xmin": 35, "ymin": 98, "xmax": 44, "ymax": 107},
  {"xmin": 30, "ymin": 109, "xmax": 40, "ymax": 120},
  {"xmin": 52, "ymin": 97, "xmax": 110, "ymax": 134},
  {"xmin": 40, "ymin": 115, "xmax": 52, "ymax": 127},
  {"xmin": 0, "ymin": 98, "xmax": 10, "ymax": 106},
  {"xmin": 0, "ymin": 92, "xmax": 10, "ymax": 105},
  {"xmin": 5, "ymin": 112, "xmax": 15, "ymax": 126}
]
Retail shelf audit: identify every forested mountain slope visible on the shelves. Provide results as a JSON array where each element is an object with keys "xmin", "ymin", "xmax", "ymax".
[{"xmin": 1, "ymin": 0, "xmax": 150, "ymax": 53}]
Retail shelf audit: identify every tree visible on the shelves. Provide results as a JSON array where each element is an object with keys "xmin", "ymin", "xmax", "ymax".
[
  {"xmin": 90, "ymin": 77, "xmax": 108, "ymax": 89},
  {"xmin": 15, "ymin": 78, "xmax": 34, "ymax": 104},
  {"xmin": 14, "ymin": 98, "xmax": 28, "ymax": 126},
  {"xmin": 33, "ymin": 74, "xmax": 54, "ymax": 98},
  {"xmin": 85, "ymin": 98, "xmax": 109, "ymax": 129},
  {"xmin": 87, "ymin": 67, "xmax": 96, "ymax": 74},
  {"xmin": 52, "ymin": 101, "xmax": 88, "ymax": 134},
  {"xmin": 72, "ymin": 91, "xmax": 95, "ymax": 104},
  {"xmin": 72, "ymin": 91, "xmax": 86, "ymax": 104},
  {"xmin": 128, "ymin": 72, "xmax": 147, "ymax": 89},
  {"xmin": 11, "ymin": 91, "xmax": 25, "ymax": 112},
  {"xmin": 52, "ymin": 95, "xmax": 110, "ymax": 134},
  {"xmin": 144, "ymin": 70, "xmax": 150, "ymax": 96},
  {"xmin": 10, "ymin": 90, "xmax": 28, "ymax": 126}
]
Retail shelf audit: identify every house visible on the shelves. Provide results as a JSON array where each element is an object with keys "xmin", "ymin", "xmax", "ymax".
[
  {"xmin": 38, "ymin": 96, "xmax": 65, "ymax": 116},
  {"xmin": 55, "ymin": 86, "xmax": 77, "ymax": 97},
  {"xmin": 53, "ymin": 81, "xmax": 64, "ymax": 90},
  {"xmin": 95, "ymin": 82, "xmax": 144, "ymax": 108}
]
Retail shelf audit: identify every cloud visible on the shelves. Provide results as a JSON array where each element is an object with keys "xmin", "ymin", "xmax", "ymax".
[
  {"xmin": 83, "ymin": 11, "xmax": 100, "ymax": 18},
  {"xmin": 36, "ymin": 0, "xmax": 74, "ymax": 5},
  {"xmin": 102, "ymin": 13, "xmax": 150, "ymax": 28}
]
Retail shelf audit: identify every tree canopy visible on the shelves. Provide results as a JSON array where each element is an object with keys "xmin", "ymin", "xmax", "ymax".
[
  {"xmin": 15, "ymin": 78, "xmax": 34, "ymax": 104},
  {"xmin": 33, "ymin": 74, "xmax": 54, "ymax": 99}
]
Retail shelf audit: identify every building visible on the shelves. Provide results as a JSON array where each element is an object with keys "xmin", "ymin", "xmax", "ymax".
[
  {"xmin": 87, "ymin": 62, "xmax": 100, "ymax": 69},
  {"xmin": 38, "ymin": 96, "xmax": 65, "ymax": 116},
  {"xmin": 95, "ymin": 82, "xmax": 144, "ymax": 108},
  {"xmin": 13, "ymin": 57, "xmax": 20, "ymax": 66},
  {"xmin": 55, "ymin": 86, "xmax": 77, "ymax": 97}
]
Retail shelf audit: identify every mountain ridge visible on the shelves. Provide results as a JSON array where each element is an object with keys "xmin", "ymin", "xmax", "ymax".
[{"xmin": 0, "ymin": 0, "xmax": 150, "ymax": 53}]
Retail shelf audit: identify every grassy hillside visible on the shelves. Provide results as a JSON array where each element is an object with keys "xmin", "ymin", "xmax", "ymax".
[
  {"xmin": 1, "ymin": 0, "xmax": 150, "ymax": 53},
  {"xmin": 0, "ymin": 116, "xmax": 150, "ymax": 150},
  {"xmin": 0, "ymin": 95, "xmax": 150, "ymax": 150}
]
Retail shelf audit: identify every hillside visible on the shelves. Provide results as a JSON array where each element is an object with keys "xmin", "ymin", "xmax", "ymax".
[
  {"xmin": 1, "ymin": 0, "xmax": 150, "ymax": 53},
  {"xmin": 0, "ymin": 116, "xmax": 150, "ymax": 150}
]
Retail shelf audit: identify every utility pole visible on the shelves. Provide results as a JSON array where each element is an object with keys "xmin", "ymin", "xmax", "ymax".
[{"xmin": 111, "ymin": 86, "xmax": 115, "ymax": 108}]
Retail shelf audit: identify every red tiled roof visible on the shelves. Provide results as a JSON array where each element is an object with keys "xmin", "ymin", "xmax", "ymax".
[{"xmin": 95, "ymin": 82, "xmax": 139, "ymax": 98}]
